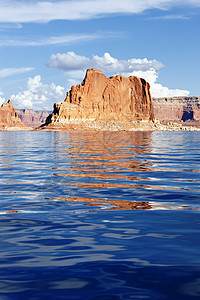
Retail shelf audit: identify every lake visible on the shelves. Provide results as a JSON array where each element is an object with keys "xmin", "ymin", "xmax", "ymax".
[{"xmin": 0, "ymin": 130, "xmax": 200, "ymax": 299}]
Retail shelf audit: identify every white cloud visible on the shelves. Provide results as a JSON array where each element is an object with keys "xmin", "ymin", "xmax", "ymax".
[
  {"xmin": 46, "ymin": 51, "xmax": 190, "ymax": 98},
  {"xmin": 46, "ymin": 52, "xmax": 91, "ymax": 70},
  {"xmin": 0, "ymin": 67, "xmax": 34, "ymax": 78},
  {"xmin": 66, "ymin": 70, "xmax": 86, "ymax": 79},
  {"xmin": 0, "ymin": 1, "xmax": 199, "ymax": 23},
  {"xmin": 10, "ymin": 75, "xmax": 65, "ymax": 110},
  {"xmin": 46, "ymin": 51, "xmax": 164, "ymax": 73},
  {"xmin": 0, "ymin": 91, "xmax": 5, "ymax": 106},
  {"xmin": 65, "ymin": 70, "xmax": 86, "ymax": 89},
  {"xmin": 0, "ymin": 33, "xmax": 106, "ymax": 47},
  {"xmin": 93, "ymin": 53, "xmax": 164, "ymax": 73},
  {"xmin": 125, "ymin": 69, "xmax": 190, "ymax": 98},
  {"xmin": 0, "ymin": 98, "xmax": 5, "ymax": 106}
]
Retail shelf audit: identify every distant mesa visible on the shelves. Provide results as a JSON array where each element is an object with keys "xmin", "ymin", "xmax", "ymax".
[
  {"xmin": 153, "ymin": 97, "xmax": 200, "ymax": 126},
  {"xmin": 0, "ymin": 100, "xmax": 29, "ymax": 130},
  {"xmin": 44, "ymin": 68, "xmax": 155, "ymax": 130},
  {"xmin": 16, "ymin": 109, "xmax": 52, "ymax": 127}
]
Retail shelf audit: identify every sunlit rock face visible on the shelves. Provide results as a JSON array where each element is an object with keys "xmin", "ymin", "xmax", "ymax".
[
  {"xmin": 0, "ymin": 100, "xmax": 27, "ymax": 129},
  {"xmin": 46, "ymin": 69, "xmax": 155, "ymax": 125},
  {"xmin": 153, "ymin": 97, "xmax": 200, "ymax": 124}
]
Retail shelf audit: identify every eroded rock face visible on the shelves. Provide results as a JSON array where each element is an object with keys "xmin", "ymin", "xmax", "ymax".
[
  {"xmin": 46, "ymin": 69, "xmax": 155, "ymax": 125},
  {"xmin": 153, "ymin": 97, "xmax": 200, "ymax": 124},
  {"xmin": 16, "ymin": 109, "xmax": 51, "ymax": 127},
  {"xmin": 0, "ymin": 100, "xmax": 28, "ymax": 129}
]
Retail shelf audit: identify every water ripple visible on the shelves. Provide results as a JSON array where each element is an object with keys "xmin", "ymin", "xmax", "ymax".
[{"xmin": 0, "ymin": 131, "xmax": 200, "ymax": 299}]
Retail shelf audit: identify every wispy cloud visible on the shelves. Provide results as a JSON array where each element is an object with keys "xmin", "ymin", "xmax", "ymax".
[
  {"xmin": 0, "ymin": 67, "xmax": 34, "ymax": 78},
  {"xmin": 0, "ymin": 32, "xmax": 113, "ymax": 47},
  {"xmin": 0, "ymin": 0, "xmax": 199, "ymax": 23},
  {"xmin": 148, "ymin": 14, "xmax": 190, "ymax": 20},
  {"xmin": 0, "ymin": 23, "xmax": 22, "ymax": 31}
]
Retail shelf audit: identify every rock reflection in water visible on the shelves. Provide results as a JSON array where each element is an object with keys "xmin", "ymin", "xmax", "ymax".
[
  {"xmin": 47, "ymin": 131, "xmax": 155, "ymax": 210},
  {"xmin": 53, "ymin": 130, "xmax": 153, "ymax": 185},
  {"xmin": 56, "ymin": 197, "xmax": 152, "ymax": 210},
  {"xmin": 54, "ymin": 196, "xmax": 199, "ymax": 211},
  {"xmin": 46, "ymin": 131, "xmax": 200, "ymax": 211}
]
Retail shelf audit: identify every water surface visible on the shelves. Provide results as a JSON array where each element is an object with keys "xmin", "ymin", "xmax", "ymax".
[{"xmin": 0, "ymin": 131, "xmax": 200, "ymax": 299}]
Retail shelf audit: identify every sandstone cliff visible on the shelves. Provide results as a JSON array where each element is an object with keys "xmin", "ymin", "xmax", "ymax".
[
  {"xmin": 45, "ymin": 69, "xmax": 155, "ymax": 130},
  {"xmin": 16, "ymin": 109, "xmax": 51, "ymax": 127},
  {"xmin": 0, "ymin": 100, "xmax": 29, "ymax": 130},
  {"xmin": 153, "ymin": 97, "xmax": 200, "ymax": 124}
]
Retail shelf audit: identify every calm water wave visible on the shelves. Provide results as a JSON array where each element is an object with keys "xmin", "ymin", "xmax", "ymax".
[{"xmin": 0, "ymin": 131, "xmax": 200, "ymax": 299}]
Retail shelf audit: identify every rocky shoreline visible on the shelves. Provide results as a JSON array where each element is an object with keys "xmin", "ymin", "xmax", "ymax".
[{"xmin": 37, "ymin": 119, "xmax": 200, "ymax": 132}]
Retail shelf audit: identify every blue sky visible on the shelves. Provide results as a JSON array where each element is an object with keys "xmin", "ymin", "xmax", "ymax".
[{"xmin": 0, "ymin": 0, "xmax": 200, "ymax": 110}]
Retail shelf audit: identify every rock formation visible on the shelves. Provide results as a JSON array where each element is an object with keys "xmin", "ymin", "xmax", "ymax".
[
  {"xmin": 16, "ymin": 109, "xmax": 51, "ymax": 127},
  {"xmin": 153, "ymin": 97, "xmax": 200, "ymax": 124},
  {"xmin": 0, "ymin": 100, "xmax": 29, "ymax": 130},
  {"xmin": 45, "ymin": 69, "xmax": 155, "ymax": 129}
]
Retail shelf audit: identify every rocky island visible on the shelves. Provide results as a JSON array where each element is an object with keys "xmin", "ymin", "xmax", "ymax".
[{"xmin": 43, "ymin": 68, "xmax": 156, "ymax": 131}]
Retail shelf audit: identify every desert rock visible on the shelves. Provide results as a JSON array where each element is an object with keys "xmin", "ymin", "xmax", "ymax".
[
  {"xmin": 153, "ymin": 97, "xmax": 200, "ymax": 125},
  {"xmin": 46, "ymin": 69, "xmax": 155, "ymax": 128},
  {"xmin": 16, "ymin": 108, "xmax": 51, "ymax": 127},
  {"xmin": 0, "ymin": 100, "xmax": 30, "ymax": 130}
]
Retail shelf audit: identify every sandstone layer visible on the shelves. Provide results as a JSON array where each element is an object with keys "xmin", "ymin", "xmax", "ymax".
[
  {"xmin": 16, "ymin": 109, "xmax": 51, "ymax": 127},
  {"xmin": 153, "ymin": 97, "xmax": 200, "ymax": 125},
  {"xmin": 0, "ymin": 100, "xmax": 30, "ymax": 130},
  {"xmin": 45, "ymin": 69, "xmax": 155, "ymax": 130}
]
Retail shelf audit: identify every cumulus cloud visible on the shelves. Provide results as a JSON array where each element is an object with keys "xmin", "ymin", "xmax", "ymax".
[
  {"xmin": 0, "ymin": 98, "xmax": 5, "ymax": 106},
  {"xmin": 94, "ymin": 53, "xmax": 164, "ymax": 73},
  {"xmin": 0, "ymin": 67, "xmax": 34, "ymax": 78},
  {"xmin": 125, "ymin": 69, "xmax": 190, "ymax": 98},
  {"xmin": 0, "ymin": 91, "xmax": 5, "ymax": 106},
  {"xmin": 0, "ymin": 1, "xmax": 199, "ymax": 23},
  {"xmin": 46, "ymin": 51, "xmax": 190, "ymax": 98},
  {"xmin": 0, "ymin": 0, "xmax": 200, "ymax": 23},
  {"xmin": 46, "ymin": 51, "xmax": 164, "ymax": 73},
  {"xmin": 10, "ymin": 75, "xmax": 65, "ymax": 110},
  {"xmin": 47, "ymin": 52, "xmax": 91, "ymax": 70}
]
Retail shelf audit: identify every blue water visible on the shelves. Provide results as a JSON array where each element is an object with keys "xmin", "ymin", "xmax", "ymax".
[{"xmin": 0, "ymin": 131, "xmax": 200, "ymax": 300}]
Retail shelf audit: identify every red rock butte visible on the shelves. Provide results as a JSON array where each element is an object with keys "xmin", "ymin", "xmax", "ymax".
[
  {"xmin": 46, "ymin": 69, "xmax": 155, "ymax": 126},
  {"xmin": 0, "ymin": 100, "xmax": 28, "ymax": 130}
]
